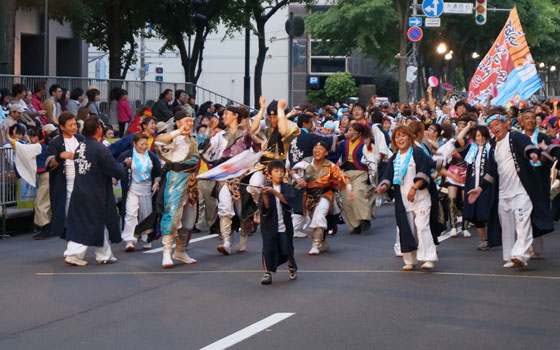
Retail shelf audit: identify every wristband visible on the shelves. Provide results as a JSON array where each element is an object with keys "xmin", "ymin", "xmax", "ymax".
[
  {"xmin": 346, "ymin": 184, "xmax": 352, "ymax": 191},
  {"xmin": 170, "ymin": 129, "xmax": 181, "ymax": 138}
]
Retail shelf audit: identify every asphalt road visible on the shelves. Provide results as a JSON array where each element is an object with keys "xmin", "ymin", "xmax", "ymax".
[{"xmin": 0, "ymin": 204, "xmax": 559, "ymax": 350}]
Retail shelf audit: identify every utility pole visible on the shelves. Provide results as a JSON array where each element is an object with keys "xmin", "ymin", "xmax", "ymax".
[
  {"xmin": 140, "ymin": 31, "xmax": 146, "ymax": 104},
  {"xmin": 140, "ymin": 33, "xmax": 146, "ymax": 81},
  {"xmin": 288, "ymin": 12, "xmax": 294, "ymax": 108},
  {"xmin": 187, "ymin": 6, "xmax": 192, "ymax": 84},
  {"xmin": 43, "ymin": 0, "xmax": 49, "ymax": 75},
  {"xmin": 243, "ymin": 28, "xmax": 250, "ymax": 106},
  {"xmin": 411, "ymin": 0, "xmax": 418, "ymax": 103}
]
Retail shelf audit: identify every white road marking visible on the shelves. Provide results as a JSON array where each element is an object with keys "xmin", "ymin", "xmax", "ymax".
[
  {"xmin": 144, "ymin": 234, "xmax": 218, "ymax": 254},
  {"xmin": 199, "ymin": 313, "xmax": 295, "ymax": 350},
  {"xmin": 438, "ymin": 233, "xmax": 451, "ymax": 243}
]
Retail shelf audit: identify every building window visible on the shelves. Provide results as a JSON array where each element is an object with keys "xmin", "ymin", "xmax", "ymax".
[{"xmin": 310, "ymin": 58, "xmax": 346, "ymax": 74}]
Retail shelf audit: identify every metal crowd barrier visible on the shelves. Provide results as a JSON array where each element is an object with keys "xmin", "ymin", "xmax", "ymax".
[{"xmin": 0, "ymin": 146, "xmax": 17, "ymax": 238}]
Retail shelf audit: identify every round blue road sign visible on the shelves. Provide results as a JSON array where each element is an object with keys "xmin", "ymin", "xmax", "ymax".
[
  {"xmin": 422, "ymin": 0, "xmax": 444, "ymax": 17},
  {"xmin": 407, "ymin": 26, "xmax": 423, "ymax": 42}
]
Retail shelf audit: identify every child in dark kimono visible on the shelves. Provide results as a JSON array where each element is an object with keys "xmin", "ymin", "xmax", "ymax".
[{"xmin": 259, "ymin": 160, "xmax": 298, "ymax": 285}]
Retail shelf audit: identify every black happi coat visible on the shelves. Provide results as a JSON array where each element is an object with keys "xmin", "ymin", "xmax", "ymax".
[
  {"xmin": 259, "ymin": 182, "xmax": 299, "ymax": 273},
  {"xmin": 543, "ymin": 143, "xmax": 560, "ymax": 221},
  {"xmin": 288, "ymin": 129, "xmax": 337, "ymax": 214},
  {"xmin": 457, "ymin": 143, "xmax": 495, "ymax": 223},
  {"xmin": 480, "ymin": 132, "xmax": 554, "ymax": 248},
  {"xmin": 65, "ymin": 137, "xmax": 125, "ymax": 246},
  {"xmin": 116, "ymin": 149, "xmax": 163, "ymax": 224},
  {"xmin": 379, "ymin": 147, "xmax": 445, "ymax": 253},
  {"xmin": 45, "ymin": 133, "xmax": 85, "ymax": 238},
  {"xmin": 527, "ymin": 132, "xmax": 553, "ymax": 213},
  {"xmin": 288, "ymin": 129, "xmax": 336, "ymax": 168}
]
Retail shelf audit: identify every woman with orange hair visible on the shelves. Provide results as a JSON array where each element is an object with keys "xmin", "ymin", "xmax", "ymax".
[
  {"xmin": 377, "ymin": 125, "xmax": 456, "ymax": 271},
  {"xmin": 128, "ymin": 106, "xmax": 152, "ymax": 135}
]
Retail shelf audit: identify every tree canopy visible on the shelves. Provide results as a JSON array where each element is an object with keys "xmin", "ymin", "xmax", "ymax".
[
  {"xmin": 306, "ymin": 0, "xmax": 560, "ymax": 101},
  {"xmin": 149, "ymin": 0, "xmax": 247, "ymax": 84},
  {"xmin": 324, "ymin": 72, "xmax": 358, "ymax": 102},
  {"xmin": 19, "ymin": 0, "xmax": 151, "ymax": 79}
]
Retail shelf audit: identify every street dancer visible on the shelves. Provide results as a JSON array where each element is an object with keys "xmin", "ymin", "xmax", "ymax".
[
  {"xmin": 455, "ymin": 122, "xmax": 494, "ymax": 250},
  {"xmin": 519, "ymin": 108, "xmax": 552, "ymax": 258},
  {"xmin": 202, "ymin": 105, "xmax": 261, "ymax": 255},
  {"xmin": 63, "ymin": 116, "xmax": 125, "ymax": 265},
  {"xmin": 377, "ymin": 126, "xmax": 451, "ymax": 270},
  {"xmin": 117, "ymin": 133, "xmax": 162, "ymax": 252},
  {"xmin": 468, "ymin": 113, "xmax": 554, "ymax": 268},
  {"xmin": 259, "ymin": 160, "xmax": 298, "ymax": 285},
  {"xmin": 248, "ymin": 97, "xmax": 300, "ymax": 205},
  {"xmin": 335, "ymin": 122, "xmax": 377, "ymax": 235},
  {"xmin": 45, "ymin": 112, "xmax": 84, "ymax": 240},
  {"xmin": 290, "ymin": 140, "xmax": 354, "ymax": 255},
  {"xmin": 155, "ymin": 110, "xmax": 206, "ymax": 267}
]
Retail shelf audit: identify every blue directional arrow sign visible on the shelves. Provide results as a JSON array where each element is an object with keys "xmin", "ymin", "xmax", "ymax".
[
  {"xmin": 409, "ymin": 17, "xmax": 422, "ymax": 27},
  {"xmin": 422, "ymin": 0, "xmax": 444, "ymax": 17}
]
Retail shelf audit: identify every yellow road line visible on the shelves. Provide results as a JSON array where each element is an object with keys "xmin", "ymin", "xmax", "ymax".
[{"xmin": 35, "ymin": 269, "xmax": 560, "ymax": 280}]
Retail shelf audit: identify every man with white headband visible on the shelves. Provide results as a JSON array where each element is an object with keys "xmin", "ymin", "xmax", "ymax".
[{"xmin": 468, "ymin": 111, "xmax": 553, "ymax": 268}]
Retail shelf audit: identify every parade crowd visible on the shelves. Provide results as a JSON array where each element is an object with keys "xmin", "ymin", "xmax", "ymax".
[{"xmin": 2, "ymin": 81, "xmax": 559, "ymax": 284}]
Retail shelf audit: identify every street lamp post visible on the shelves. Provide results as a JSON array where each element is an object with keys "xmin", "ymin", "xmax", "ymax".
[
  {"xmin": 44, "ymin": 0, "xmax": 49, "ymax": 75},
  {"xmin": 444, "ymin": 51, "xmax": 453, "ymax": 92},
  {"xmin": 436, "ymin": 43, "xmax": 448, "ymax": 99},
  {"xmin": 471, "ymin": 52, "xmax": 480, "ymax": 83},
  {"xmin": 551, "ymin": 66, "xmax": 558, "ymax": 96}
]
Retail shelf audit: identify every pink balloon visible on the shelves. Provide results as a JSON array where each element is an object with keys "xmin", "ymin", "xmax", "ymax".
[
  {"xmin": 428, "ymin": 76, "xmax": 439, "ymax": 87},
  {"xmin": 442, "ymin": 83, "xmax": 453, "ymax": 91}
]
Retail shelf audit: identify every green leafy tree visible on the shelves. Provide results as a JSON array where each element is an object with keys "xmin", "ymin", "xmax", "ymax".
[
  {"xmin": 19, "ymin": 0, "xmax": 150, "ymax": 79},
  {"xmin": 324, "ymin": 72, "xmax": 358, "ymax": 102},
  {"xmin": 306, "ymin": 0, "xmax": 560, "ymax": 101},
  {"xmin": 149, "ymin": 0, "xmax": 247, "ymax": 84},
  {"xmin": 306, "ymin": 0, "xmax": 411, "ymax": 102},
  {"xmin": 374, "ymin": 75, "xmax": 399, "ymax": 102},
  {"xmin": 306, "ymin": 89, "xmax": 329, "ymax": 106},
  {"xmin": 246, "ymin": 0, "xmax": 315, "ymax": 108}
]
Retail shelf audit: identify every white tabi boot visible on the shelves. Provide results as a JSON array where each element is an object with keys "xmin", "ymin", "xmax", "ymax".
[
  {"xmin": 173, "ymin": 230, "xmax": 197, "ymax": 264},
  {"xmin": 237, "ymin": 220, "xmax": 251, "ymax": 252},
  {"xmin": 162, "ymin": 235, "xmax": 174, "ymax": 268},
  {"xmin": 217, "ymin": 216, "xmax": 232, "ymax": 255},
  {"xmin": 308, "ymin": 228, "xmax": 323, "ymax": 255}
]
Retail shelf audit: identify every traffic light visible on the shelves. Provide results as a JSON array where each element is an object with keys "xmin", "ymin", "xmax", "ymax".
[
  {"xmin": 155, "ymin": 65, "xmax": 164, "ymax": 82},
  {"xmin": 475, "ymin": 0, "xmax": 487, "ymax": 25},
  {"xmin": 406, "ymin": 66, "xmax": 417, "ymax": 83},
  {"xmin": 191, "ymin": 0, "xmax": 208, "ymax": 25},
  {"xmin": 292, "ymin": 41, "xmax": 306, "ymax": 68}
]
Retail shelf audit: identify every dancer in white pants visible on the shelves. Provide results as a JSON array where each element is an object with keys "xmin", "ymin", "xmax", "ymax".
[
  {"xmin": 468, "ymin": 113, "xmax": 554, "ymax": 268},
  {"xmin": 62, "ymin": 116, "xmax": 125, "ymax": 266},
  {"xmin": 290, "ymin": 141, "xmax": 353, "ymax": 255},
  {"xmin": 118, "ymin": 133, "xmax": 162, "ymax": 252},
  {"xmin": 377, "ymin": 126, "xmax": 453, "ymax": 270}
]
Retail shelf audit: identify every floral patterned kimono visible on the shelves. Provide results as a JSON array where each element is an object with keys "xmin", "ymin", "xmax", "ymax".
[{"xmin": 156, "ymin": 134, "xmax": 208, "ymax": 236}]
